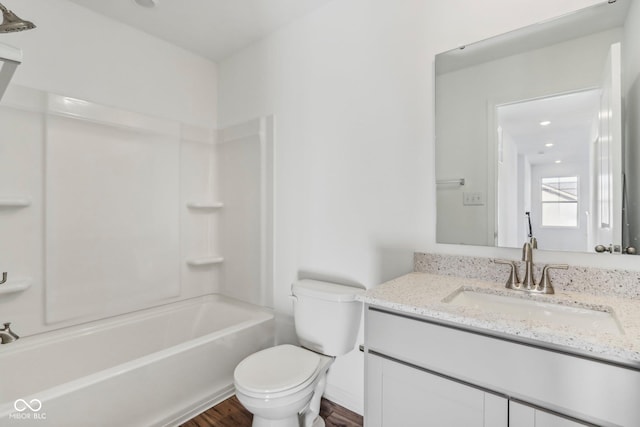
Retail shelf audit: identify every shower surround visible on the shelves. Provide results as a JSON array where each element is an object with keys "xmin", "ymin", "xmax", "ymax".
[{"xmin": 0, "ymin": 85, "xmax": 274, "ymax": 424}]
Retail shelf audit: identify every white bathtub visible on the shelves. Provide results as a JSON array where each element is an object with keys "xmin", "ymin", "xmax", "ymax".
[{"xmin": 0, "ymin": 294, "xmax": 275, "ymax": 426}]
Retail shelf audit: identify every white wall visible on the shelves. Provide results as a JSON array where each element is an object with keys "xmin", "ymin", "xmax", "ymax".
[
  {"xmin": 217, "ymin": 0, "xmax": 607, "ymax": 414},
  {"xmin": 5, "ymin": 0, "xmax": 217, "ymax": 126}
]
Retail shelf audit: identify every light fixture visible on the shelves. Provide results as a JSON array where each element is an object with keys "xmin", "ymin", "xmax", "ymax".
[
  {"xmin": 540, "ymin": 121, "xmax": 551, "ymax": 126},
  {"xmin": 134, "ymin": 0, "xmax": 158, "ymax": 8},
  {"xmin": 545, "ymin": 143, "xmax": 554, "ymax": 147},
  {"xmin": 0, "ymin": 2, "xmax": 36, "ymax": 33},
  {"xmin": 555, "ymin": 160, "xmax": 562, "ymax": 164}
]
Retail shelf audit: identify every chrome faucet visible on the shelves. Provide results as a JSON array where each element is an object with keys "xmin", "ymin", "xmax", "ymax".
[
  {"xmin": 495, "ymin": 242, "xmax": 568, "ymax": 294},
  {"xmin": 0, "ymin": 322, "xmax": 19, "ymax": 344}
]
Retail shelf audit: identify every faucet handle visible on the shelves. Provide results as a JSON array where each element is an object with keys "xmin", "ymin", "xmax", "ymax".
[
  {"xmin": 537, "ymin": 264, "xmax": 568, "ymax": 294},
  {"xmin": 0, "ymin": 322, "xmax": 19, "ymax": 344},
  {"xmin": 494, "ymin": 259, "xmax": 521, "ymax": 289},
  {"xmin": 3, "ymin": 322, "xmax": 18, "ymax": 335}
]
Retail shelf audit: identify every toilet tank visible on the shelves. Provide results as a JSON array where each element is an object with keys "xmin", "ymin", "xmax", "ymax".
[{"xmin": 291, "ymin": 279, "xmax": 364, "ymax": 356}]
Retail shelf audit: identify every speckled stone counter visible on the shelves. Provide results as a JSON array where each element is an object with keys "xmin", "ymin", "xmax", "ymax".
[
  {"xmin": 358, "ymin": 272, "xmax": 640, "ymax": 367},
  {"xmin": 414, "ymin": 252, "xmax": 640, "ymax": 299}
]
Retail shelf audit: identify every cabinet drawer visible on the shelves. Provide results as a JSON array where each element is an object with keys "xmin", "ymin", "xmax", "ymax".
[{"xmin": 365, "ymin": 306, "xmax": 640, "ymax": 427}]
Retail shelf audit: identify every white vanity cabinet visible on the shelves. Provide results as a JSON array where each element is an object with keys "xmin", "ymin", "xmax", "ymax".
[
  {"xmin": 367, "ymin": 353, "xmax": 508, "ymax": 427},
  {"xmin": 364, "ymin": 306, "xmax": 640, "ymax": 427}
]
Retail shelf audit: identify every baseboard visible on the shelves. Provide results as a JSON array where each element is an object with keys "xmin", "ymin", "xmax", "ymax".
[{"xmin": 324, "ymin": 383, "xmax": 363, "ymax": 416}]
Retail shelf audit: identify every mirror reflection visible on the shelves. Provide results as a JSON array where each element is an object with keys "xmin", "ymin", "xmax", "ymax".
[{"xmin": 435, "ymin": 0, "xmax": 639, "ymax": 254}]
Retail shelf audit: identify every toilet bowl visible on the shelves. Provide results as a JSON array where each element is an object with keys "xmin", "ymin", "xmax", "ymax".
[
  {"xmin": 234, "ymin": 344, "xmax": 333, "ymax": 427},
  {"xmin": 233, "ymin": 280, "xmax": 364, "ymax": 427}
]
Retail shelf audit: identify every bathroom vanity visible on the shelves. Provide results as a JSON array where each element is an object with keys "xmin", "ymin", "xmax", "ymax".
[{"xmin": 360, "ymin": 273, "xmax": 640, "ymax": 427}]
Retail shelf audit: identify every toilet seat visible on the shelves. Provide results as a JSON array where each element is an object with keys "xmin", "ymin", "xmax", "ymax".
[{"xmin": 234, "ymin": 344, "xmax": 329, "ymax": 398}]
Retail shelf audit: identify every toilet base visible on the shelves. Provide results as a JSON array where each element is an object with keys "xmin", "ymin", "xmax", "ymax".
[
  {"xmin": 251, "ymin": 415, "xmax": 299, "ymax": 427},
  {"xmin": 251, "ymin": 414, "xmax": 325, "ymax": 427}
]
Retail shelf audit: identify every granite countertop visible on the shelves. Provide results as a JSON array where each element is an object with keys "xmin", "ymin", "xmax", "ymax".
[{"xmin": 358, "ymin": 272, "xmax": 640, "ymax": 367}]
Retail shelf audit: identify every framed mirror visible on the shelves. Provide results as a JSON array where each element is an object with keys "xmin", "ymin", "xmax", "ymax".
[{"xmin": 435, "ymin": 0, "xmax": 638, "ymax": 254}]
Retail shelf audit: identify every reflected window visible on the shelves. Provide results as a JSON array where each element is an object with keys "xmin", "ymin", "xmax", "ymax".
[{"xmin": 541, "ymin": 176, "xmax": 578, "ymax": 227}]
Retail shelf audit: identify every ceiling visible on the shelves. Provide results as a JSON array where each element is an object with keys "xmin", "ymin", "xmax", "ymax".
[
  {"xmin": 67, "ymin": 0, "xmax": 337, "ymax": 62},
  {"xmin": 498, "ymin": 90, "xmax": 601, "ymax": 166}
]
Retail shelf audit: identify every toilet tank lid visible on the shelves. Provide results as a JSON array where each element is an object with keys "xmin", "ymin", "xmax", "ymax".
[{"xmin": 292, "ymin": 279, "xmax": 364, "ymax": 302}]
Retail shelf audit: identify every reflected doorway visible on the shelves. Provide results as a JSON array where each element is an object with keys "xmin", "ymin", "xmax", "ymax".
[{"xmin": 495, "ymin": 89, "xmax": 600, "ymax": 252}]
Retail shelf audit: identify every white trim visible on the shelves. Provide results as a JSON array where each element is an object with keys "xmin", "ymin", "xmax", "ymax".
[{"xmin": 324, "ymin": 383, "xmax": 363, "ymax": 416}]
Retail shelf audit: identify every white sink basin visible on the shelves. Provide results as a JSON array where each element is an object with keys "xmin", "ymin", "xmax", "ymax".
[{"xmin": 444, "ymin": 289, "xmax": 623, "ymax": 335}]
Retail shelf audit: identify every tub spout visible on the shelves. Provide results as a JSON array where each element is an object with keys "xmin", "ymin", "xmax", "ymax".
[{"xmin": 0, "ymin": 322, "xmax": 19, "ymax": 344}]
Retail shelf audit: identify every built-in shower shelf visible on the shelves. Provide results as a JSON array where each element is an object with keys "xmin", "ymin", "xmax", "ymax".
[
  {"xmin": 186, "ymin": 201, "xmax": 224, "ymax": 210},
  {"xmin": 0, "ymin": 197, "xmax": 31, "ymax": 208},
  {"xmin": 0, "ymin": 278, "xmax": 32, "ymax": 295},
  {"xmin": 186, "ymin": 256, "xmax": 224, "ymax": 266}
]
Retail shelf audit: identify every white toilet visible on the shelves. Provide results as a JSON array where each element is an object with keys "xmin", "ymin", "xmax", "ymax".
[{"xmin": 233, "ymin": 279, "xmax": 364, "ymax": 427}]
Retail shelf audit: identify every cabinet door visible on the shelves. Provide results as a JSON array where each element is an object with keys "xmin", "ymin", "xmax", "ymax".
[
  {"xmin": 509, "ymin": 401, "xmax": 589, "ymax": 427},
  {"xmin": 365, "ymin": 353, "xmax": 507, "ymax": 427}
]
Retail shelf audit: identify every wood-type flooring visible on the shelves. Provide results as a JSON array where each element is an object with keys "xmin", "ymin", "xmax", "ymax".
[{"xmin": 180, "ymin": 395, "xmax": 363, "ymax": 427}]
